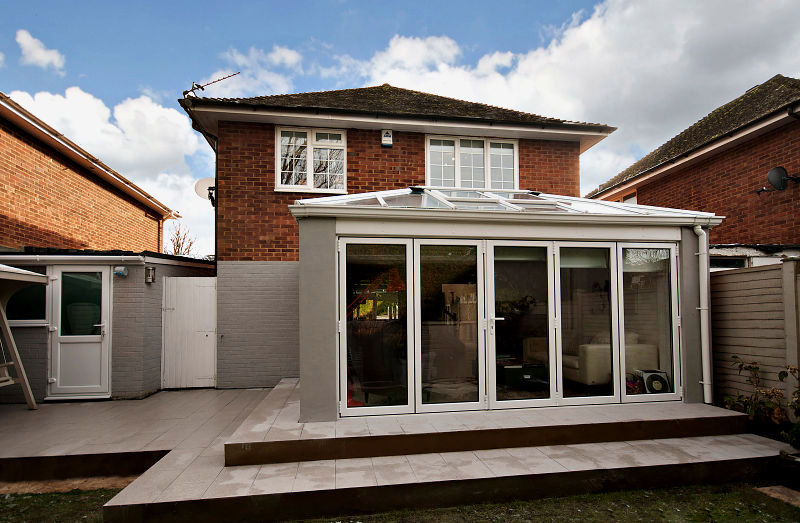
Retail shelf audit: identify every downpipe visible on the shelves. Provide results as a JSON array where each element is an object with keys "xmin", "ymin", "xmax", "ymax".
[{"xmin": 694, "ymin": 225, "xmax": 713, "ymax": 404}]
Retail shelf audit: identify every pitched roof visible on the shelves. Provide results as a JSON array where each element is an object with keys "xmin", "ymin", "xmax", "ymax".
[
  {"xmin": 587, "ymin": 74, "xmax": 800, "ymax": 198},
  {"xmin": 180, "ymin": 84, "xmax": 614, "ymax": 133}
]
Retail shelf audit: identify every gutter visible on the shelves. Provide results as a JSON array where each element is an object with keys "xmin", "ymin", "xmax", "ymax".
[
  {"xmin": 693, "ymin": 225, "xmax": 713, "ymax": 404},
  {"xmin": 0, "ymin": 255, "xmax": 145, "ymax": 265},
  {"xmin": 0, "ymin": 92, "xmax": 177, "ymax": 220}
]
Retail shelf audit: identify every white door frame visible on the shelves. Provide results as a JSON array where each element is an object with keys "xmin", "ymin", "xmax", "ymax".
[
  {"xmin": 555, "ymin": 242, "xmax": 621, "ymax": 406},
  {"xmin": 414, "ymin": 239, "xmax": 486, "ymax": 413},
  {"xmin": 618, "ymin": 242, "xmax": 683, "ymax": 403},
  {"xmin": 486, "ymin": 240, "xmax": 558, "ymax": 409},
  {"xmin": 48, "ymin": 265, "xmax": 111, "ymax": 399},
  {"xmin": 338, "ymin": 237, "xmax": 415, "ymax": 416}
]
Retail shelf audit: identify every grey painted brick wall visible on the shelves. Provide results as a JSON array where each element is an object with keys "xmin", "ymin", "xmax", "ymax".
[
  {"xmin": 217, "ymin": 261, "xmax": 299, "ymax": 388},
  {"xmin": 112, "ymin": 262, "xmax": 213, "ymax": 399},
  {"xmin": 0, "ymin": 326, "xmax": 48, "ymax": 403}
]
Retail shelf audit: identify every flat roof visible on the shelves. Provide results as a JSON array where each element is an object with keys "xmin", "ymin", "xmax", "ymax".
[{"xmin": 290, "ymin": 187, "xmax": 724, "ymax": 228}]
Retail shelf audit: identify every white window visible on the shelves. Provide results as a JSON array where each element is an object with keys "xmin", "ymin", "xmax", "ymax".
[
  {"xmin": 276, "ymin": 127, "xmax": 347, "ymax": 193},
  {"xmin": 426, "ymin": 136, "xmax": 518, "ymax": 190}
]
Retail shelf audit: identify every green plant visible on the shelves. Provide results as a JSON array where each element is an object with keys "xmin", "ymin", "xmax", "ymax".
[
  {"xmin": 779, "ymin": 365, "xmax": 800, "ymax": 449},
  {"xmin": 723, "ymin": 355, "xmax": 787, "ymax": 425}
]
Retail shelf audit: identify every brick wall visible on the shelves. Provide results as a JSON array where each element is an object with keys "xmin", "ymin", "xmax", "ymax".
[
  {"xmin": 637, "ymin": 120, "xmax": 800, "ymax": 245},
  {"xmin": 216, "ymin": 122, "xmax": 581, "ymax": 261},
  {"xmin": 0, "ymin": 118, "xmax": 163, "ymax": 252}
]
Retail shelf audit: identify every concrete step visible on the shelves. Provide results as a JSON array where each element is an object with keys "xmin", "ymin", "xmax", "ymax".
[{"xmin": 104, "ymin": 433, "xmax": 793, "ymax": 522}]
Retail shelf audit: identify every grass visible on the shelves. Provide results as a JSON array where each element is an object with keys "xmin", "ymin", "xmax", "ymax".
[
  {"xmin": 0, "ymin": 488, "xmax": 120, "ymax": 523},
  {"xmin": 0, "ymin": 483, "xmax": 799, "ymax": 522}
]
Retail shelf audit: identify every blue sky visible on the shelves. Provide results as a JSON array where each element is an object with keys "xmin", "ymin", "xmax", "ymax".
[{"xmin": 2, "ymin": 1, "xmax": 799, "ymax": 255}]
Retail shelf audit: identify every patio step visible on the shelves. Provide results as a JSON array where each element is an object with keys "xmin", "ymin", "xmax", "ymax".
[
  {"xmin": 223, "ymin": 379, "xmax": 749, "ymax": 466},
  {"xmin": 104, "ymin": 433, "xmax": 793, "ymax": 522}
]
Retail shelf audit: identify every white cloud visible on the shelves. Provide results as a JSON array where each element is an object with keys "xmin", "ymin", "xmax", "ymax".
[
  {"xmin": 16, "ymin": 29, "xmax": 65, "ymax": 76},
  {"xmin": 9, "ymin": 87, "xmax": 215, "ymax": 255},
  {"xmin": 0, "ymin": 51, "xmax": 4, "ymax": 67},
  {"xmin": 199, "ymin": 45, "xmax": 303, "ymax": 98},
  {"xmin": 322, "ymin": 0, "xmax": 800, "ymax": 195}
]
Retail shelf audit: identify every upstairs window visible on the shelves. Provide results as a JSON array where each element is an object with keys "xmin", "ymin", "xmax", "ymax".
[
  {"xmin": 277, "ymin": 128, "xmax": 346, "ymax": 193},
  {"xmin": 426, "ymin": 136, "xmax": 518, "ymax": 190}
]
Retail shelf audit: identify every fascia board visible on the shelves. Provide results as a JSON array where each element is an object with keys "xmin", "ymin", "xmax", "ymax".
[{"xmin": 0, "ymin": 255, "xmax": 146, "ymax": 265}]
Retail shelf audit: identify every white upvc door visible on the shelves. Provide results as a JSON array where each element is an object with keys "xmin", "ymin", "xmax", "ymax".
[
  {"xmin": 414, "ymin": 239, "xmax": 486, "ymax": 413},
  {"xmin": 49, "ymin": 266, "xmax": 111, "ymax": 398},
  {"xmin": 486, "ymin": 240, "xmax": 558, "ymax": 409}
]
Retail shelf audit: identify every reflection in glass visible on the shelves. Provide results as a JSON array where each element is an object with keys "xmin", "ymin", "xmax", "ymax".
[
  {"xmin": 345, "ymin": 244, "xmax": 408, "ymax": 408},
  {"xmin": 559, "ymin": 248, "xmax": 613, "ymax": 398},
  {"xmin": 493, "ymin": 247, "xmax": 550, "ymax": 401},
  {"xmin": 60, "ymin": 272, "xmax": 102, "ymax": 336},
  {"xmin": 420, "ymin": 245, "xmax": 479, "ymax": 404},
  {"xmin": 622, "ymin": 248, "xmax": 674, "ymax": 395}
]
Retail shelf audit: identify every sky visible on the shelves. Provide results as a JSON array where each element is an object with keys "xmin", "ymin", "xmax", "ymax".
[{"xmin": 2, "ymin": 1, "xmax": 800, "ymax": 256}]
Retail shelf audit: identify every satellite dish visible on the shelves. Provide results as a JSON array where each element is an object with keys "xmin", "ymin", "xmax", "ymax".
[
  {"xmin": 767, "ymin": 167, "xmax": 788, "ymax": 191},
  {"xmin": 194, "ymin": 177, "xmax": 216, "ymax": 199}
]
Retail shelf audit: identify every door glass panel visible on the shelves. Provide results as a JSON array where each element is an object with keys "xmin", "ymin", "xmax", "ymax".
[
  {"xmin": 559, "ymin": 248, "xmax": 613, "ymax": 398},
  {"xmin": 493, "ymin": 246, "xmax": 550, "ymax": 401},
  {"xmin": 621, "ymin": 248, "xmax": 674, "ymax": 395},
  {"xmin": 420, "ymin": 245, "xmax": 479, "ymax": 404},
  {"xmin": 345, "ymin": 244, "xmax": 408, "ymax": 408},
  {"xmin": 60, "ymin": 272, "xmax": 102, "ymax": 336}
]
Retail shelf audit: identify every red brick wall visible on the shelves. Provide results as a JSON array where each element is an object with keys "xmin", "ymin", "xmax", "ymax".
[
  {"xmin": 636, "ymin": 120, "xmax": 800, "ymax": 245},
  {"xmin": 216, "ymin": 122, "xmax": 581, "ymax": 261},
  {"xmin": 0, "ymin": 119, "xmax": 162, "ymax": 252}
]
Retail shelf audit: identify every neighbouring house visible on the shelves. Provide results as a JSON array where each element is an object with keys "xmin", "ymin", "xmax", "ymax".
[
  {"xmin": 181, "ymin": 84, "xmax": 723, "ymax": 420},
  {"xmin": 586, "ymin": 74, "xmax": 800, "ymax": 270},
  {"xmin": 0, "ymin": 93, "xmax": 214, "ymax": 403}
]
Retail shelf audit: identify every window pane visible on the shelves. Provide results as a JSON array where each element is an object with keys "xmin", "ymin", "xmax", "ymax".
[
  {"xmin": 280, "ymin": 131, "xmax": 308, "ymax": 186},
  {"xmin": 312, "ymin": 147, "xmax": 345, "ymax": 189},
  {"xmin": 316, "ymin": 132, "xmax": 342, "ymax": 145},
  {"xmin": 622, "ymin": 248, "xmax": 674, "ymax": 395},
  {"xmin": 6, "ymin": 267, "xmax": 46, "ymax": 321},
  {"xmin": 559, "ymin": 247, "xmax": 613, "ymax": 398},
  {"xmin": 429, "ymin": 140, "xmax": 455, "ymax": 187},
  {"xmin": 60, "ymin": 272, "xmax": 102, "ymax": 336},
  {"xmin": 346, "ymin": 244, "xmax": 409, "ymax": 408},
  {"xmin": 459, "ymin": 139, "xmax": 485, "ymax": 189},
  {"xmin": 489, "ymin": 142, "xmax": 515, "ymax": 190},
  {"xmin": 420, "ymin": 245, "xmax": 479, "ymax": 404},
  {"xmin": 493, "ymin": 246, "xmax": 550, "ymax": 401}
]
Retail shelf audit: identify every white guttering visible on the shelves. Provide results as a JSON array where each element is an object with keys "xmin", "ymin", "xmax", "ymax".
[
  {"xmin": 593, "ymin": 106, "xmax": 800, "ymax": 200},
  {"xmin": 0, "ymin": 92, "xmax": 176, "ymax": 219},
  {"xmin": 188, "ymin": 106, "xmax": 613, "ymax": 154},
  {"xmin": 0, "ymin": 255, "xmax": 145, "ymax": 265},
  {"xmin": 693, "ymin": 225, "xmax": 713, "ymax": 404}
]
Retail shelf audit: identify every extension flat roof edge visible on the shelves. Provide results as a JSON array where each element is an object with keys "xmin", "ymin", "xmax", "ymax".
[
  {"xmin": 0, "ymin": 248, "xmax": 214, "ymax": 265},
  {"xmin": 179, "ymin": 84, "xmax": 616, "ymax": 135},
  {"xmin": 0, "ymin": 264, "xmax": 48, "ymax": 284},
  {"xmin": 0, "ymin": 92, "xmax": 176, "ymax": 219},
  {"xmin": 587, "ymin": 74, "xmax": 800, "ymax": 198}
]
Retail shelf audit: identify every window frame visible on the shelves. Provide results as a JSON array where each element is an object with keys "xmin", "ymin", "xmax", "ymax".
[
  {"xmin": 275, "ymin": 126, "xmax": 348, "ymax": 194},
  {"xmin": 425, "ymin": 135, "xmax": 519, "ymax": 190},
  {"xmin": 7, "ymin": 265, "xmax": 50, "ymax": 328}
]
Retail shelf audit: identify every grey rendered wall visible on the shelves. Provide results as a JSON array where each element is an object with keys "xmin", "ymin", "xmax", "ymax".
[
  {"xmin": 298, "ymin": 218, "xmax": 338, "ymax": 422},
  {"xmin": 216, "ymin": 261, "xmax": 299, "ymax": 388},
  {"xmin": 112, "ymin": 262, "xmax": 214, "ymax": 399},
  {"xmin": 0, "ymin": 326, "xmax": 48, "ymax": 403},
  {"xmin": 679, "ymin": 227, "xmax": 704, "ymax": 403}
]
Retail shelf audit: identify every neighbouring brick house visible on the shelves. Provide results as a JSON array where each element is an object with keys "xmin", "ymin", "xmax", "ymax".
[
  {"xmin": 180, "ymin": 84, "xmax": 616, "ymax": 389},
  {"xmin": 0, "ymin": 92, "xmax": 172, "ymax": 252},
  {"xmin": 587, "ymin": 74, "xmax": 800, "ymax": 269},
  {"xmin": 0, "ymin": 92, "xmax": 214, "ymax": 403}
]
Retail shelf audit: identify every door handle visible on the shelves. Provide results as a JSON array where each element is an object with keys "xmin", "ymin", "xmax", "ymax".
[
  {"xmin": 93, "ymin": 323, "xmax": 106, "ymax": 338},
  {"xmin": 489, "ymin": 316, "xmax": 504, "ymax": 335}
]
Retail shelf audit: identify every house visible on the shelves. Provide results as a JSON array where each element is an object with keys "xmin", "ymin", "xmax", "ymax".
[
  {"xmin": 0, "ymin": 93, "xmax": 214, "ymax": 403},
  {"xmin": 181, "ymin": 84, "xmax": 722, "ymax": 421},
  {"xmin": 179, "ymin": 84, "xmax": 616, "ymax": 391},
  {"xmin": 586, "ymin": 74, "xmax": 800, "ymax": 269}
]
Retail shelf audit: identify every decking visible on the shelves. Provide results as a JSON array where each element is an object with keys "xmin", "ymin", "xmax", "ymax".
[{"xmin": 102, "ymin": 379, "xmax": 793, "ymax": 522}]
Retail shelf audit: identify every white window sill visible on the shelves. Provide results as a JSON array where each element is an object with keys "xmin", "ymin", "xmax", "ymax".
[{"xmin": 275, "ymin": 187, "xmax": 348, "ymax": 195}]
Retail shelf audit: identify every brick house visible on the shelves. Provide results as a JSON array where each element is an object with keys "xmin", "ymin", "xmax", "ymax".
[
  {"xmin": 587, "ymin": 74, "xmax": 800, "ymax": 269},
  {"xmin": 0, "ymin": 92, "xmax": 214, "ymax": 403}
]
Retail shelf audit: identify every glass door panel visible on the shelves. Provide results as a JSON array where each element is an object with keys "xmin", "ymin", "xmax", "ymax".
[
  {"xmin": 416, "ymin": 241, "xmax": 484, "ymax": 411},
  {"xmin": 341, "ymin": 240, "xmax": 413, "ymax": 415},
  {"xmin": 489, "ymin": 244, "xmax": 554, "ymax": 406},
  {"xmin": 620, "ymin": 247, "xmax": 678, "ymax": 399},
  {"xmin": 558, "ymin": 246, "xmax": 617, "ymax": 401}
]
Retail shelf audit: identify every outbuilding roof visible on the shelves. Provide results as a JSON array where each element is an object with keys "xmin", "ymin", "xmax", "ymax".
[
  {"xmin": 587, "ymin": 74, "xmax": 800, "ymax": 198},
  {"xmin": 290, "ymin": 186, "xmax": 723, "ymax": 227}
]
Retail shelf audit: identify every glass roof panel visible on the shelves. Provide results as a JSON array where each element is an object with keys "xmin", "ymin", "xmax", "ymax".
[
  {"xmin": 434, "ymin": 190, "xmax": 489, "ymax": 199},
  {"xmin": 382, "ymin": 193, "xmax": 451, "ymax": 208},
  {"xmin": 451, "ymin": 202, "xmax": 507, "ymax": 211}
]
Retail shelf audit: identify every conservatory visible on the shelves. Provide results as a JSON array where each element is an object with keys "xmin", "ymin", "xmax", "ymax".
[{"xmin": 289, "ymin": 187, "xmax": 723, "ymax": 422}]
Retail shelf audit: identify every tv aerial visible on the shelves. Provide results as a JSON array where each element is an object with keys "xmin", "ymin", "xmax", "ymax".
[{"xmin": 183, "ymin": 72, "xmax": 241, "ymax": 98}]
